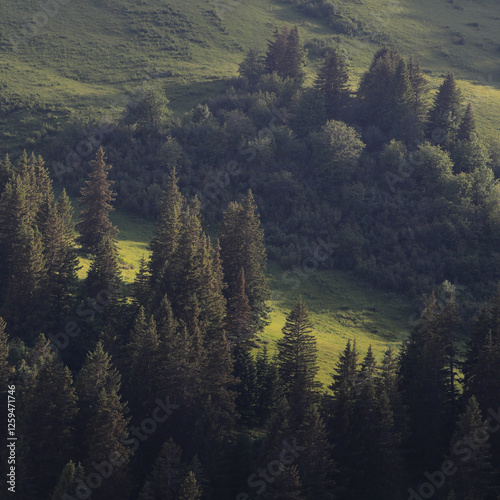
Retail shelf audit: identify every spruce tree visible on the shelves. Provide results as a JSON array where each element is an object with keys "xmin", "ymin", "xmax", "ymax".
[
  {"xmin": 315, "ymin": 48, "xmax": 350, "ymax": 120},
  {"xmin": 0, "ymin": 318, "xmax": 10, "ymax": 389},
  {"xmin": 85, "ymin": 235, "xmax": 122, "ymax": 302},
  {"xmin": 233, "ymin": 346, "xmax": 258, "ymax": 425},
  {"xmin": 447, "ymin": 397, "xmax": 496, "ymax": 500},
  {"xmin": 179, "ymin": 471, "xmax": 202, "ymax": 500},
  {"xmin": 126, "ymin": 308, "xmax": 161, "ymax": 418},
  {"xmin": 139, "ymin": 438, "xmax": 184, "ymax": 500},
  {"xmin": 225, "ymin": 268, "xmax": 253, "ymax": 348},
  {"xmin": 76, "ymin": 147, "xmax": 118, "ymax": 251},
  {"xmin": 265, "ymin": 25, "xmax": 305, "ymax": 81},
  {"xmin": 219, "ymin": 190, "xmax": 270, "ymax": 332},
  {"xmin": 427, "ymin": 72, "xmax": 463, "ymax": 148},
  {"xmin": 297, "ymin": 407, "xmax": 337, "ymax": 500},
  {"xmin": 149, "ymin": 167, "xmax": 183, "ymax": 288},
  {"xmin": 400, "ymin": 292, "xmax": 457, "ymax": 477},
  {"xmin": 19, "ymin": 336, "xmax": 78, "ymax": 497},
  {"xmin": 76, "ymin": 342, "xmax": 131, "ymax": 500},
  {"xmin": 408, "ymin": 57, "xmax": 429, "ymax": 123},
  {"xmin": 277, "ymin": 298, "xmax": 319, "ymax": 420},
  {"xmin": 38, "ymin": 190, "xmax": 79, "ymax": 323},
  {"xmin": 4, "ymin": 223, "xmax": 47, "ymax": 339},
  {"xmin": 457, "ymin": 103, "xmax": 477, "ymax": 142},
  {"xmin": 357, "ymin": 47, "xmax": 402, "ymax": 132}
]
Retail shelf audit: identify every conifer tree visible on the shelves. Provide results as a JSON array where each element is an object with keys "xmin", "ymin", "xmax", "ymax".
[
  {"xmin": 37, "ymin": 190, "xmax": 79, "ymax": 323},
  {"xmin": 263, "ymin": 464, "xmax": 304, "ymax": 500},
  {"xmin": 139, "ymin": 438, "xmax": 185, "ymax": 500},
  {"xmin": 126, "ymin": 308, "xmax": 161, "ymax": 418},
  {"xmin": 19, "ymin": 335, "xmax": 78, "ymax": 497},
  {"xmin": 85, "ymin": 234, "xmax": 122, "ymax": 302},
  {"xmin": 400, "ymin": 292, "xmax": 457, "ymax": 476},
  {"xmin": 50, "ymin": 461, "xmax": 85, "ymax": 500},
  {"xmin": 149, "ymin": 167, "xmax": 183, "ymax": 287},
  {"xmin": 255, "ymin": 346, "xmax": 281, "ymax": 424},
  {"xmin": 132, "ymin": 256, "xmax": 152, "ymax": 309},
  {"xmin": 0, "ymin": 154, "xmax": 12, "ymax": 194},
  {"xmin": 327, "ymin": 339, "xmax": 359, "ymax": 490},
  {"xmin": 277, "ymin": 298, "xmax": 319, "ymax": 420},
  {"xmin": 233, "ymin": 346, "xmax": 258, "ymax": 425},
  {"xmin": 408, "ymin": 57, "xmax": 429, "ymax": 123},
  {"xmin": 0, "ymin": 174, "xmax": 30, "ymax": 295},
  {"xmin": 357, "ymin": 47, "xmax": 402, "ymax": 131},
  {"xmin": 179, "ymin": 471, "xmax": 202, "ymax": 500},
  {"xmin": 76, "ymin": 147, "xmax": 118, "ymax": 251},
  {"xmin": 427, "ymin": 72, "xmax": 463, "ymax": 148},
  {"xmin": 297, "ymin": 407, "xmax": 337, "ymax": 500},
  {"xmin": 76, "ymin": 341, "xmax": 123, "ymax": 439},
  {"xmin": 0, "ymin": 318, "xmax": 10, "ymax": 389},
  {"xmin": 265, "ymin": 25, "xmax": 305, "ymax": 81},
  {"xmin": 4, "ymin": 223, "xmax": 47, "ymax": 338},
  {"xmin": 76, "ymin": 342, "xmax": 131, "ymax": 500},
  {"xmin": 219, "ymin": 190, "xmax": 270, "ymax": 332},
  {"xmin": 315, "ymin": 48, "xmax": 350, "ymax": 120},
  {"xmin": 238, "ymin": 49, "xmax": 266, "ymax": 85},
  {"xmin": 457, "ymin": 103, "xmax": 477, "ymax": 142},
  {"xmin": 447, "ymin": 397, "xmax": 496, "ymax": 500},
  {"xmin": 226, "ymin": 268, "xmax": 253, "ymax": 348}
]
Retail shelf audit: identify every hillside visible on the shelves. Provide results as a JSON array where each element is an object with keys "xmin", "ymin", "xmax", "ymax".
[{"xmin": 0, "ymin": 0, "xmax": 499, "ymax": 153}]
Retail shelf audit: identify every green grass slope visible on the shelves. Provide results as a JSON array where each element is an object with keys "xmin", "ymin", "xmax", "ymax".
[{"xmin": 0, "ymin": 0, "xmax": 498, "ymax": 150}]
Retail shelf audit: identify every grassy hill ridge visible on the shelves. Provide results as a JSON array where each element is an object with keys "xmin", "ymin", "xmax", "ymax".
[{"xmin": 0, "ymin": 0, "xmax": 499, "ymax": 152}]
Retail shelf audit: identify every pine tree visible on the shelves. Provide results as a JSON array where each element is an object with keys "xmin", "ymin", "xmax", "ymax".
[
  {"xmin": 265, "ymin": 26, "xmax": 289, "ymax": 76},
  {"xmin": 19, "ymin": 336, "xmax": 78, "ymax": 497},
  {"xmin": 357, "ymin": 47, "xmax": 402, "ymax": 132},
  {"xmin": 315, "ymin": 48, "xmax": 350, "ymax": 120},
  {"xmin": 126, "ymin": 308, "xmax": 161, "ymax": 418},
  {"xmin": 76, "ymin": 341, "xmax": 123, "ymax": 440},
  {"xmin": 4, "ymin": 223, "xmax": 47, "ymax": 339},
  {"xmin": 286, "ymin": 26, "xmax": 306, "ymax": 81},
  {"xmin": 0, "ymin": 174, "xmax": 30, "ymax": 296},
  {"xmin": 0, "ymin": 318, "xmax": 10, "ymax": 390},
  {"xmin": 149, "ymin": 167, "xmax": 183, "ymax": 289},
  {"xmin": 76, "ymin": 147, "xmax": 118, "ymax": 251},
  {"xmin": 85, "ymin": 388, "xmax": 132, "ymax": 500},
  {"xmin": 219, "ymin": 190, "xmax": 270, "ymax": 332},
  {"xmin": 277, "ymin": 298, "xmax": 319, "ymax": 420},
  {"xmin": 132, "ymin": 256, "xmax": 152, "ymax": 309},
  {"xmin": 238, "ymin": 49, "xmax": 266, "ymax": 85},
  {"xmin": 263, "ymin": 464, "xmax": 304, "ymax": 500},
  {"xmin": 76, "ymin": 342, "xmax": 131, "ymax": 500},
  {"xmin": 179, "ymin": 471, "xmax": 202, "ymax": 500},
  {"xmin": 457, "ymin": 103, "xmax": 477, "ymax": 142},
  {"xmin": 408, "ymin": 57, "xmax": 429, "ymax": 123},
  {"xmin": 139, "ymin": 438, "xmax": 184, "ymax": 500},
  {"xmin": 85, "ymin": 235, "xmax": 122, "ymax": 303},
  {"xmin": 427, "ymin": 72, "xmax": 463, "ymax": 148},
  {"xmin": 265, "ymin": 25, "xmax": 305, "ymax": 81},
  {"xmin": 50, "ymin": 461, "xmax": 80, "ymax": 500},
  {"xmin": 327, "ymin": 339, "xmax": 359, "ymax": 493},
  {"xmin": 233, "ymin": 346, "xmax": 258, "ymax": 425},
  {"xmin": 447, "ymin": 397, "xmax": 496, "ymax": 500},
  {"xmin": 400, "ymin": 292, "xmax": 457, "ymax": 477},
  {"xmin": 226, "ymin": 268, "xmax": 253, "ymax": 348},
  {"xmin": 0, "ymin": 154, "xmax": 12, "ymax": 194},
  {"xmin": 38, "ymin": 190, "xmax": 79, "ymax": 324},
  {"xmin": 297, "ymin": 407, "xmax": 337, "ymax": 500}
]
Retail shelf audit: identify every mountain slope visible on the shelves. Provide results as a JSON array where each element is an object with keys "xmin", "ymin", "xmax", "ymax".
[{"xmin": 0, "ymin": 0, "xmax": 498, "ymax": 152}]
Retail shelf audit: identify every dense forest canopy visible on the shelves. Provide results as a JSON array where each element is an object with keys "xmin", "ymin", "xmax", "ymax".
[{"xmin": 0, "ymin": 6, "xmax": 500, "ymax": 499}]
